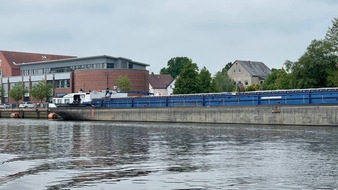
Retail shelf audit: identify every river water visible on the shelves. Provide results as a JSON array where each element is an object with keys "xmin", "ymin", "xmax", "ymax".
[{"xmin": 0, "ymin": 119, "xmax": 337, "ymax": 190}]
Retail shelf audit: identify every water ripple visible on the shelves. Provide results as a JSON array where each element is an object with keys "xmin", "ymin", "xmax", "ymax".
[{"xmin": 0, "ymin": 119, "xmax": 338, "ymax": 189}]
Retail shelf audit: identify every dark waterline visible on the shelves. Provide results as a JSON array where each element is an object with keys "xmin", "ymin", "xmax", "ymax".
[{"xmin": 0, "ymin": 119, "xmax": 337, "ymax": 189}]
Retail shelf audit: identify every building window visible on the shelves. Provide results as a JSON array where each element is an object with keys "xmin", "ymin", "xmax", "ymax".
[
  {"xmin": 238, "ymin": 69, "xmax": 241, "ymax": 73},
  {"xmin": 3, "ymin": 83, "xmax": 8, "ymax": 96},
  {"xmin": 43, "ymin": 68, "xmax": 51, "ymax": 74},
  {"xmin": 85, "ymin": 64, "xmax": 94, "ymax": 69},
  {"xmin": 244, "ymin": 81, "xmax": 248, "ymax": 85},
  {"xmin": 0, "ymin": 70, "xmax": 2, "ymax": 77},
  {"xmin": 107, "ymin": 63, "xmax": 115, "ymax": 68},
  {"xmin": 56, "ymin": 79, "xmax": 70, "ymax": 88},
  {"xmin": 50, "ymin": 67, "xmax": 72, "ymax": 73},
  {"xmin": 233, "ymin": 69, "xmax": 236, "ymax": 73},
  {"xmin": 95, "ymin": 63, "xmax": 104, "ymax": 69},
  {"xmin": 121, "ymin": 61, "xmax": 128, "ymax": 68},
  {"xmin": 66, "ymin": 79, "xmax": 70, "ymax": 88},
  {"xmin": 129, "ymin": 63, "xmax": 133, "ymax": 69},
  {"xmin": 34, "ymin": 69, "xmax": 43, "ymax": 75},
  {"xmin": 24, "ymin": 82, "xmax": 30, "ymax": 89}
]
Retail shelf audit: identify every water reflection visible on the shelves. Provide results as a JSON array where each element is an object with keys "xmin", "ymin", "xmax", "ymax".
[{"xmin": 0, "ymin": 119, "xmax": 338, "ymax": 189}]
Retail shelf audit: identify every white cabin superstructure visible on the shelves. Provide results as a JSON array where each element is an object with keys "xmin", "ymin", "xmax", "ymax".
[{"xmin": 52, "ymin": 91, "xmax": 128, "ymax": 106}]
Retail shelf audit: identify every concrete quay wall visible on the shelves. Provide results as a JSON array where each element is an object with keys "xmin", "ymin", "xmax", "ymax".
[
  {"xmin": 0, "ymin": 108, "xmax": 51, "ymax": 119},
  {"xmin": 55, "ymin": 104, "xmax": 338, "ymax": 126}
]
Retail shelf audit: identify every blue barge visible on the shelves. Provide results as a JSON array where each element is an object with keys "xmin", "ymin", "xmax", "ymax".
[
  {"xmin": 91, "ymin": 88, "xmax": 338, "ymax": 108},
  {"xmin": 52, "ymin": 88, "xmax": 338, "ymax": 126}
]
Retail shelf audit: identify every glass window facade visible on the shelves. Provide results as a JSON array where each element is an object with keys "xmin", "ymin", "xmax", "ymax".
[
  {"xmin": 107, "ymin": 63, "xmax": 114, "ymax": 68},
  {"xmin": 55, "ymin": 79, "xmax": 70, "ymax": 88},
  {"xmin": 20, "ymin": 57, "xmax": 145, "ymax": 76}
]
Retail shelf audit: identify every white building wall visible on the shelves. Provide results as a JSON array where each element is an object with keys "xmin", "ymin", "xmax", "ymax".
[
  {"xmin": 227, "ymin": 64, "xmax": 252, "ymax": 87},
  {"xmin": 149, "ymin": 84, "xmax": 169, "ymax": 96},
  {"xmin": 167, "ymin": 79, "xmax": 175, "ymax": 95},
  {"xmin": 149, "ymin": 84, "xmax": 154, "ymax": 94},
  {"xmin": 8, "ymin": 76, "xmax": 23, "ymax": 83},
  {"xmin": 54, "ymin": 72, "xmax": 71, "ymax": 80},
  {"xmin": 31, "ymin": 75, "xmax": 46, "ymax": 81}
]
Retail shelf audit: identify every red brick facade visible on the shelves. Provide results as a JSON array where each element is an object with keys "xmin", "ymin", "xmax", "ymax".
[
  {"xmin": 74, "ymin": 69, "xmax": 149, "ymax": 93},
  {"xmin": 0, "ymin": 53, "xmax": 16, "ymax": 76}
]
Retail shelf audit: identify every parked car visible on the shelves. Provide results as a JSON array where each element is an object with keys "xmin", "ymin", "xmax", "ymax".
[
  {"xmin": 19, "ymin": 102, "xmax": 35, "ymax": 108},
  {"xmin": 0, "ymin": 103, "xmax": 10, "ymax": 108}
]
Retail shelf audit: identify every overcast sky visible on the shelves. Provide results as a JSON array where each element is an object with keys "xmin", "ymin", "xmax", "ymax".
[{"xmin": 0, "ymin": 0, "xmax": 337, "ymax": 74}]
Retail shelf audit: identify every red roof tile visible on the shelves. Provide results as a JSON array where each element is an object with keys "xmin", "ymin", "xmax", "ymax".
[
  {"xmin": 149, "ymin": 74, "xmax": 174, "ymax": 89},
  {"xmin": 0, "ymin": 50, "xmax": 76, "ymax": 68}
]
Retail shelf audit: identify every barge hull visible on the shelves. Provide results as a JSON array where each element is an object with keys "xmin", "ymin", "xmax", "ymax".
[{"xmin": 53, "ymin": 104, "xmax": 338, "ymax": 126}]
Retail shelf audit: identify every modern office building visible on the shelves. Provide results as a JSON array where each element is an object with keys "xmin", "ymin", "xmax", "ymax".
[{"xmin": 0, "ymin": 50, "xmax": 150, "ymax": 103}]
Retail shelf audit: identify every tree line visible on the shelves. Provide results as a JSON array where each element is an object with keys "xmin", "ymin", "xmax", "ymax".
[
  {"xmin": 160, "ymin": 57, "xmax": 236, "ymax": 94},
  {"xmin": 260, "ymin": 17, "xmax": 338, "ymax": 90},
  {"xmin": 3, "ymin": 81, "xmax": 54, "ymax": 105},
  {"xmin": 161, "ymin": 17, "xmax": 338, "ymax": 93}
]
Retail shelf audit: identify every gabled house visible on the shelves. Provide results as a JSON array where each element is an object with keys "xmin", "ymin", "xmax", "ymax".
[
  {"xmin": 227, "ymin": 60, "xmax": 271, "ymax": 87},
  {"xmin": 0, "ymin": 50, "xmax": 76, "ymax": 77},
  {"xmin": 149, "ymin": 73, "xmax": 175, "ymax": 95}
]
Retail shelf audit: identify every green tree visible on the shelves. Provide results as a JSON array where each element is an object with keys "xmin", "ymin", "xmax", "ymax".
[
  {"xmin": 0, "ymin": 86, "xmax": 4, "ymax": 103},
  {"xmin": 289, "ymin": 40, "xmax": 336, "ymax": 88},
  {"xmin": 9, "ymin": 81, "xmax": 27, "ymax": 104},
  {"xmin": 212, "ymin": 70, "xmax": 235, "ymax": 92},
  {"xmin": 245, "ymin": 84, "xmax": 260, "ymax": 91},
  {"xmin": 275, "ymin": 68, "xmax": 291, "ymax": 89},
  {"xmin": 280, "ymin": 18, "xmax": 338, "ymax": 89},
  {"xmin": 173, "ymin": 62, "xmax": 200, "ymax": 94},
  {"xmin": 325, "ymin": 17, "xmax": 338, "ymax": 86},
  {"xmin": 260, "ymin": 69, "xmax": 279, "ymax": 90},
  {"xmin": 223, "ymin": 62, "xmax": 233, "ymax": 72},
  {"xmin": 198, "ymin": 66, "xmax": 212, "ymax": 93},
  {"xmin": 115, "ymin": 76, "xmax": 131, "ymax": 91},
  {"xmin": 160, "ymin": 57, "xmax": 193, "ymax": 78},
  {"xmin": 31, "ymin": 80, "xmax": 53, "ymax": 103},
  {"xmin": 327, "ymin": 69, "xmax": 338, "ymax": 87},
  {"xmin": 325, "ymin": 17, "xmax": 338, "ymax": 54}
]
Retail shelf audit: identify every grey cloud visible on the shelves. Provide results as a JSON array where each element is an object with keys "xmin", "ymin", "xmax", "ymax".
[{"xmin": 0, "ymin": 0, "xmax": 337, "ymax": 75}]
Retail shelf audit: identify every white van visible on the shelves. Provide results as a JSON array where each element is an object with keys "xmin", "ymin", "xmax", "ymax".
[{"xmin": 19, "ymin": 102, "xmax": 35, "ymax": 108}]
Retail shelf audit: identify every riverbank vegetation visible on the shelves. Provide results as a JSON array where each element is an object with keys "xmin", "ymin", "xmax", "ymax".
[{"xmin": 162, "ymin": 17, "xmax": 338, "ymax": 94}]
